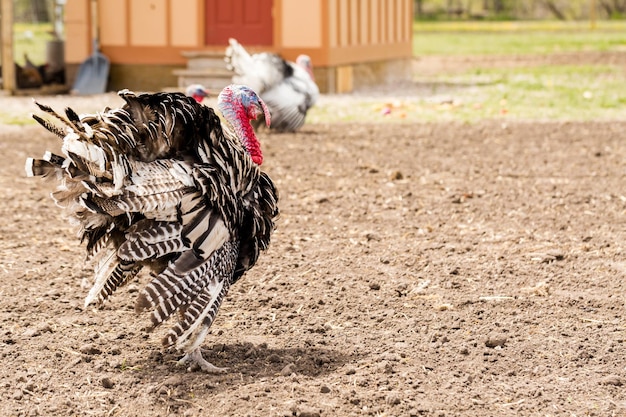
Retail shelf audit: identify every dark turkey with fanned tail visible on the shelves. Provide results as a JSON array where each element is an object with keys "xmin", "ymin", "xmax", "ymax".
[{"xmin": 25, "ymin": 84, "xmax": 279, "ymax": 373}]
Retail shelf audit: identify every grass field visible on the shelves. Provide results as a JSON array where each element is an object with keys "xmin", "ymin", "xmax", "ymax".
[
  {"xmin": 309, "ymin": 20, "xmax": 626, "ymax": 123},
  {"xmin": 413, "ymin": 20, "xmax": 626, "ymax": 56}
]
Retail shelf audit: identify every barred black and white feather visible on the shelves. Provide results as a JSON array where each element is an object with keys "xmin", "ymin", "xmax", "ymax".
[
  {"xmin": 225, "ymin": 38, "xmax": 319, "ymax": 132},
  {"xmin": 26, "ymin": 85, "xmax": 279, "ymax": 372}
]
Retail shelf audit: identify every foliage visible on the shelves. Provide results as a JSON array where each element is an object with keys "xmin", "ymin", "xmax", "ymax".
[{"xmin": 14, "ymin": 0, "xmax": 54, "ymax": 23}]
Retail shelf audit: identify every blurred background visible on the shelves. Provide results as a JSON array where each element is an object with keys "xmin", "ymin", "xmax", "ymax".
[{"xmin": 2, "ymin": 0, "xmax": 626, "ymax": 123}]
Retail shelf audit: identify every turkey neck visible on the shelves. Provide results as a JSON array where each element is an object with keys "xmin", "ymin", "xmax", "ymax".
[{"xmin": 218, "ymin": 96, "xmax": 263, "ymax": 165}]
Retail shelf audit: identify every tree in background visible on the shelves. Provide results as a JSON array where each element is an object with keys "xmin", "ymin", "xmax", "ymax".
[{"xmin": 15, "ymin": 0, "xmax": 53, "ymax": 23}]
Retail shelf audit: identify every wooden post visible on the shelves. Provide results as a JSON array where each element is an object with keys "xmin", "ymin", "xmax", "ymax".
[
  {"xmin": 590, "ymin": 0, "xmax": 597, "ymax": 29},
  {"xmin": 1, "ymin": 0, "xmax": 15, "ymax": 92}
]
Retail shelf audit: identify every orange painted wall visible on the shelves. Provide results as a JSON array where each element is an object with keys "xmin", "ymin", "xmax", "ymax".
[{"xmin": 65, "ymin": 0, "xmax": 412, "ymax": 66}]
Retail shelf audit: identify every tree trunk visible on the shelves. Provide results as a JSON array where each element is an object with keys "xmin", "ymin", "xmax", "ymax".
[
  {"xmin": 414, "ymin": 0, "xmax": 423, "ymax": 17},
  {"xmin": 599, "ymin": 0, "xmax": 613, "ymax": 16},
  {"xmin": 543, "ymin": 0, "xmax": 567, "ymax": 19}
]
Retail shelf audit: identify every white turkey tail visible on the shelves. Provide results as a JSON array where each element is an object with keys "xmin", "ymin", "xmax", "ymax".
[{"xmin": 224, "ymin": 38, "xmax": 254, "ymax": 75}]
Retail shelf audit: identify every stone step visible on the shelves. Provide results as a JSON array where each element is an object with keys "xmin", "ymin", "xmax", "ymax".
[
  {"xmin": 181, "ymin": 50, "xmax": 228, "ymax": 70},
  {"xmin": 173, "ymin": 68, "xmax": 233, "ymax": 91}
]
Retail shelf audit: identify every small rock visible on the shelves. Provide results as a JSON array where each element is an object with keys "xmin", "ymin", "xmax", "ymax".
[
  {"xmin": 22, "ymin": 328, "xmax": 40, "ymax": 338},
  {"xmin": 162, "ymin": 375, "xmax": 184, "ymax": 387},
  {"xmin": 101, "ymin": 377, "xmax": 114, "ymax": 389},
  {"xmin": 320, "ymin": 385, "xmax": 331, "ymax": 393},
  {"xmin": 390, "ymin": 170, "xmax": 403, "ymax": 180},
  {"xmin": 369, "ymin": 283, "xmax": 381, "ymax": 291},
  {"xmin": 79, "ymin": 344, "xmax": 101, "ymax": 355},
  {"xmin": 280, "ymin": 363, "xmax": 296, "ymax": 376},
  {"xmin": 267, "ymin": 353, "xmax": 282, "ymax": 363},
  {"xmin": 485, "ymin": 335, "xmax": 507, "ymax": 348},
  {"xmin": 244, "ymin": 347, "xmax": 256, "ymax": 358},
  {"xmin": 13, "ymin": 389, "xmax": 23, "ymax": 400},
  {"xmin": 600, "ymin": 375, "xmax": 623, "ymax": 386},
  {"xmin": 297, "ymin": 407, "xmax": 320, "ymax": 417},
  {"xmin": 386, "ymin": 394, "xmax": 401, "ymax": 405}
]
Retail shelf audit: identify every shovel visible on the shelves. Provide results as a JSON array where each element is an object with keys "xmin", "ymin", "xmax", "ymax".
[{"xmin": 72, "ymin": 0, "xmax": 109, "ymax": 95}]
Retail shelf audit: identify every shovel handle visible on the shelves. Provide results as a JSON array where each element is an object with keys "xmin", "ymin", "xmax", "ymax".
[{"xmin": 91, "ymin": 0, "xmax": 100, "ymax": 52}]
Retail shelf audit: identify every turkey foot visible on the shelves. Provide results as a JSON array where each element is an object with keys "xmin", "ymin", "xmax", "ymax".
[{"xmin": 179, "ymin": 348, "xmax": 228, "ymax": 373}]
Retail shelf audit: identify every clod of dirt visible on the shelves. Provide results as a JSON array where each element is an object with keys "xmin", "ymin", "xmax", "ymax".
[
  {"xmin": 386, "ymin": 394, "xmax": 401, "ymax": 405},
  {"xmin": 294, "ymin": 407, "xmax": 320, "ymax": 417},
  {"xmin": 485, "ymin": 335, "xmax": 507, "ymax": 348},
  {"xmin": 78, "ymin": 343, "xmax": 102, "ymax": 355},
  {"xmin": 280, "ymin": 363, "xmax": 296, "ymax": 376},
  {"xmin": 600, "ymin": 375, "xmax": 623, "ymax": 386},
  {"xmin": 22, "ymin": 323, "xmax": 52, "ymax": 338},
  {"xmin": 162, "ymin": 375, "xmax": 185, "ymax": 387},
  {"xmin": 101, "ymin": 377, "xmax": 114, "ymax": 389},
  {"xmin": 22, "ymin": 328, "xmax": 41, "ymax": 338},
  {"xmin": 390, "ymin": 170, "xmax": 403, "ymax": 180},
  {"xmin": 267, "ymin": 353, "xmax": 282, "ymax": 363}
]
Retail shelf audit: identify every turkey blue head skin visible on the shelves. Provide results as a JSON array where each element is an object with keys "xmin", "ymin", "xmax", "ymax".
[
  {"xmin": 186, "ymin": 84, "xmax": 210, "ymax": 103},
  {"xmin": 218, "ymin": 84, "xmax": 271, "ymax": 165}
]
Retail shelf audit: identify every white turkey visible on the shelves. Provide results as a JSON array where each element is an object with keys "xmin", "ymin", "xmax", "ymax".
[
  {"xmin": 225, "ymin": 38, "xmax": 319, "ymax": 132},
  {"xmin": 25, "ymin": 84, "xmax": 279, "ymax": 373}
]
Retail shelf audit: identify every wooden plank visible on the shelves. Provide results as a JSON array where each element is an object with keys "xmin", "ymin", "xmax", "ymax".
[{"xmin": 1, "ymin": 0, "xmax": 15, "ymax": 92}]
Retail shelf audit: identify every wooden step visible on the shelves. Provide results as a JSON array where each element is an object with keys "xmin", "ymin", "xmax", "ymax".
[
  {"xmin": 173, "ymin": 68, "xmax": 233, "ymax": 91},
  {"xmin": 181, "ymin": 50, "xmax": 228, "ymax": 70}
]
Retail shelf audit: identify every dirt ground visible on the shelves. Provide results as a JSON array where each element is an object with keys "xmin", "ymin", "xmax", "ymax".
[{"xmin": 1, "ymin": 69, "xmax": 626, "ymax": 416}]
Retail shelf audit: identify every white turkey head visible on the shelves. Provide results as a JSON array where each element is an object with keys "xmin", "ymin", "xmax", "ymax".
[{"xmin": 296, "ymin": 55, "xmax": 315, "ymax": 81}]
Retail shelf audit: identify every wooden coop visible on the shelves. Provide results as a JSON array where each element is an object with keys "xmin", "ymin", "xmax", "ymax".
[{"xmin": 65, "ymin": 0, "xmax": 414, "ymax": 93}]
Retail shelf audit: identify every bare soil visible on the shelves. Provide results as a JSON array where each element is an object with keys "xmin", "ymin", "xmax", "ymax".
[{"xmin": 1, "ymin": 74, "xmax": 626, "ymax": 416}]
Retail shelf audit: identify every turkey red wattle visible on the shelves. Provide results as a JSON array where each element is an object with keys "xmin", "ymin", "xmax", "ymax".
[{"xmin": 218, "ymin": 84, "xmax": 269, "ymax": 165}]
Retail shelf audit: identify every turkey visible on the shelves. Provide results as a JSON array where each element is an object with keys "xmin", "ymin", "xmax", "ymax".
[
  {"xmin": 185, "ymin": 84, "xmax": 210, "ymax": 103},
  {"xmin": 225, "ymin": 38, "xmax": 319, "ymax": 132},
  {"xmin": 25, "ymin": 84, "xmax": 279, "ymax": 373}
]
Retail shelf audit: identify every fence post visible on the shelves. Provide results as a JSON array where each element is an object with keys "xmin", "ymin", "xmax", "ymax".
[{"xmin": 1, "ymin": 0, "xmax": 15, "ymax": 92}]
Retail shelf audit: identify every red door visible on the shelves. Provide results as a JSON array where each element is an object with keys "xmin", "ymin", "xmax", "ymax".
[{"xmin": 205, "ymin": 0, "xmax": 273, "ymax": 46}]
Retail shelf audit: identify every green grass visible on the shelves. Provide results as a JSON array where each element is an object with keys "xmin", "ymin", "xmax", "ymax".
[
  {"xmin": 307, "ymin": 63, "xmax": 626, "ymax": 124},
  {"xmin": 307, "ymin": 20, "xmax": 626, "ymax": 124},
  {"xmin": 413, "ymin": 20, "xmax": 626, "ymax": 56},
  {"xmin": 11, "ymin": 22, "xmax": 56, "ymax": 66}
]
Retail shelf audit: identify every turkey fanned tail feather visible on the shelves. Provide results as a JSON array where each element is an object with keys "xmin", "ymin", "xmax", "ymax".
[{"xmin": 25, "ymin": 87, "xmax": 279, "ymax": 372}]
